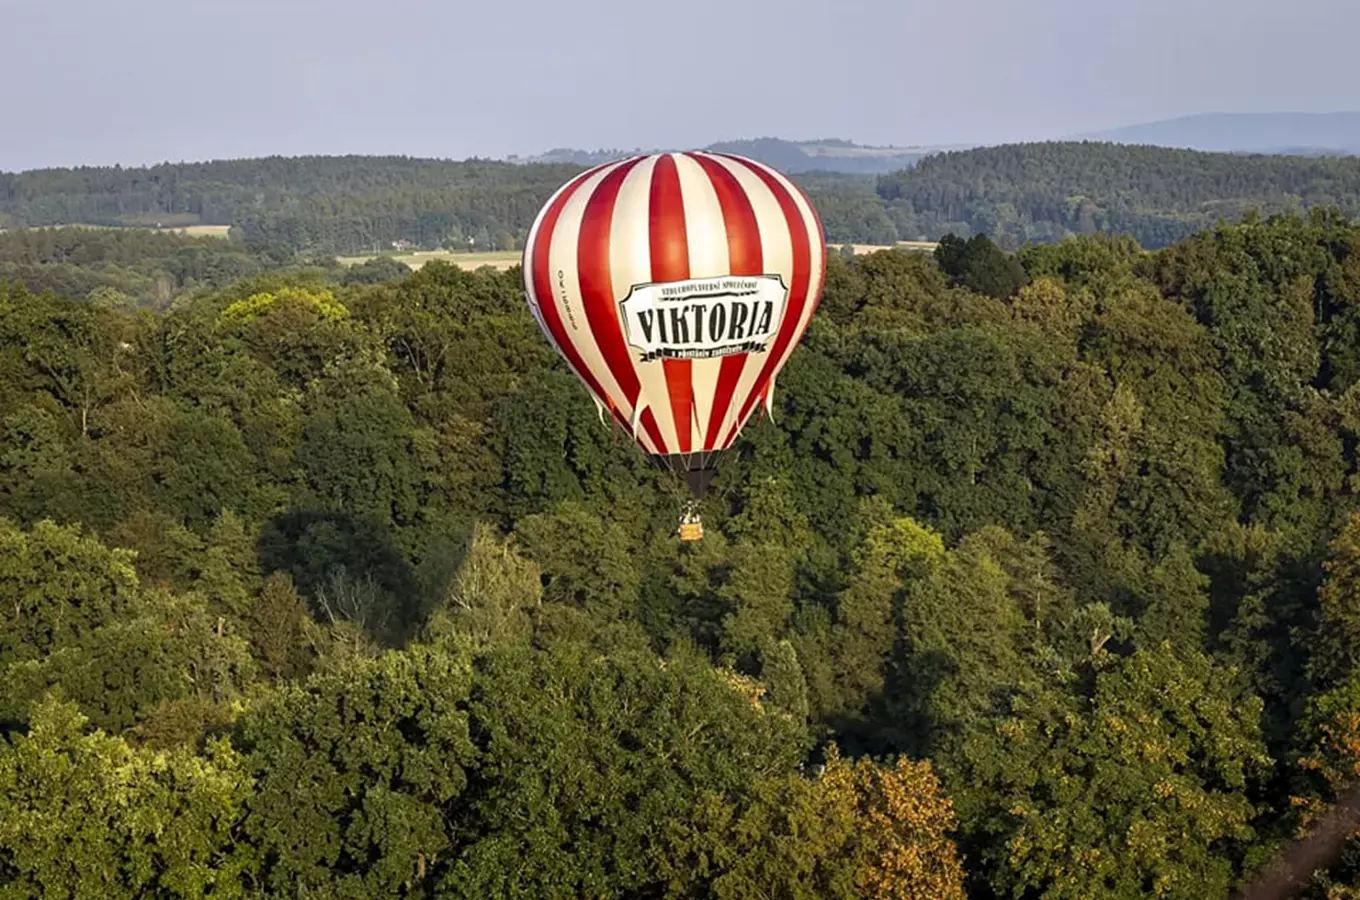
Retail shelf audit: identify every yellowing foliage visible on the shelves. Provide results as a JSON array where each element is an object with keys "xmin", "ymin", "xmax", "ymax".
[
  {"xmin": 217, "ymin": 286, "xmax": 349, "ymax": 325},
  {"xmin": 1009, "ymin": 275, "xmax": 1087, "ymax": 337},
  {"xmin": 1299, "ymin": 711, "xmax": 1360, "ymax": 787},
  {"xmin": 821, "ymin": 745, "xmax": 968, "ymax": 900},
  {"xmin": 1295, "ymin": 703, "xmax": 1360, "ymax": 840},
  {"xmin": 717, "ymin": 667, "xmax": 768, "ymax": 711},
  {"xmin": 658, "ymin": 743, "xmax": 965, "ymax": 899}
]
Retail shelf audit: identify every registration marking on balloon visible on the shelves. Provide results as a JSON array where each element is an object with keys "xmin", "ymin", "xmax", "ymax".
[
  {"xmin": 554, "ymin": 267, "xmax": 580, "ymax": 331},
  {"xmin": 618, "ymin": 274, "xmax": 789, "ymax": 363}
]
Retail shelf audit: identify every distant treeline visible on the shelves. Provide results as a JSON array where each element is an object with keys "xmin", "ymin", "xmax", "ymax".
[
  {"xmin": 0, "ymin": 227, "xmax": 275, "ymax": 310},
  {"xmin": 7, "ymin": 142, "xmax": 1360, "ymax": 253},
  {"xmin": 0, "ymin": 227, "xmax": 317, "ymax": 311},
  {"xmin": 0, "ymin": 156, "xmax": 582, "ymax": 257},
  {"xmin": 0, "ymin": 227, "xmax": 427, "ymax": 310}
]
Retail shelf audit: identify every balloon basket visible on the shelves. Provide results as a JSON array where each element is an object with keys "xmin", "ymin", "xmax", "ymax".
[{"xmin": 677, "ymin": 501, "xmax": 704, "ymax": 542}]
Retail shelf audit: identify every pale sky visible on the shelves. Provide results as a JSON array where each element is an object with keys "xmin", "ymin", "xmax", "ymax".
[{"xmin": 2, "ymin": 0, "xmax": 1355, "ymax": 171}]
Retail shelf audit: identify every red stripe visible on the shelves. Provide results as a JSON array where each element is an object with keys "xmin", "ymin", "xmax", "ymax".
[
  {"xmin": 528, "ymin": 166, "xmax": 631, "ymax": 433},
  {"xmin": 785, "ymin": 175, "xmax": 827, "ymax": 322},
  {"xmin": 716, "ymin": 154, "xmax": 814, "ymax": 447},
  {"xmin": 576, "ymin": 156, "xmax": 670, "ymax": 454},
  {"xmin": 649, "ymin": 155, "xmax": 690, "ymax": 281},
  {"xmin": 688, "ymin": 152, "xmax": 765, "ymax": 451},
  {"xmin": 650, "ymin": 154, "xmax": 694, "ymax": 455}
]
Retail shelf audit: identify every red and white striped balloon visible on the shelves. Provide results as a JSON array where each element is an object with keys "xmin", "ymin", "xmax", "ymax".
[{"xmin": 522, "ymin": 151, "xmax": 826, "ymax": 497}]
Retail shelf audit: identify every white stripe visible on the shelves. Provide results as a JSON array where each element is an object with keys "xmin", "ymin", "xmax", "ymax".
[
  {"xmin": 545, "ymin": 159, "xmax": 646, "ymax": 447},
  {"xmin": 675, "ymin": 152, "xmax": 731, "ymax": 453},
  {"xmin": 608, "ymin": 155, "xmax": 678, "ymax": 455},
  {"xmin": 523, "ymin": 168, "xmax": 596, "ymax": 358},
  {"xmin": 700, "ymin": 152, "xmax": 794, "ymax": 449},
  {"xmin": 761, "ymin": 163, "xmax": 826, "ymax": 387},
  {"xmin": 523, "ymin": 167, "xmax": 593, "ymax": 309}
]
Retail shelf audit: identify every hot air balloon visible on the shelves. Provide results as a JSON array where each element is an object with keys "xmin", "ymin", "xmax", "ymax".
[{"xmin": 522, "ymin": 152, "xmax": 827, "ymax": 540}]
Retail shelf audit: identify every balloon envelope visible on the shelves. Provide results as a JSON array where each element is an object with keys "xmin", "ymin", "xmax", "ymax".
[{"xmin": 522, "ymin": 152, "xmax": 826, "ymax": 497}]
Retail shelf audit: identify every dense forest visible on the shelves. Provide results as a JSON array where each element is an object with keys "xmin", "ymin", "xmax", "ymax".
[
  {"xmin": 7, "ymin": 141, "xmax": 1360, "ymax": 253},
  {"xmin": 5, "ymin": 207, "xmax": 1360, "ymax": 896}
]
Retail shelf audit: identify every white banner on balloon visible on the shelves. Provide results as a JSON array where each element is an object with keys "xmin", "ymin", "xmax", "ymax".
[{"xmin": 617, "ymin": 274, "xmax": 789, "ymax": 363}]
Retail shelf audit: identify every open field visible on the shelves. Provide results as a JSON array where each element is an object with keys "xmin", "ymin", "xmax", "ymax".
[
  {"xmin": 171, "ymin": 224, "xmax": 232, "ymax": 238},
  {"xmin": 337, "ymin": 241, "xmax": 938, "ymax": 271},
  {"xmin": 337, "ymin": 250, "xmax": 522, "ymax": 271},
  {"xmin": 1, "ymin": 222, "xmax": 233, "ymax": 238},
  {"xmin": 843, "ymin": 240, "xmax": 939, "ymax": 254}
]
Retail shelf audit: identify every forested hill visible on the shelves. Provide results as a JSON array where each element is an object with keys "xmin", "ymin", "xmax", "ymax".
[
  {"xmin": 878, "ymin": 140, "xmax": 1360, "ymax": 247},
  {"xmin": 0, "ymin": 155, "xmax": 583, "ymax": 252},
  {"xmin": 8, "ymin": 142, "xmax": 1360, "ymax": 253}
]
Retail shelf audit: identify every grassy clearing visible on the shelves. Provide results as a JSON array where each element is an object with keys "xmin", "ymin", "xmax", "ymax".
[
  {"xmin": 337, "ymin": 250, "xmax": 522, "ymax": 271},
  {"xmin": 172, "ymin": 224, "xmax": 232, "ymax": 238},
  {"xmin": 338, "ymin": 243, "xmax": 936, "ymax": 272},
  {"xmin": 9, "ymin": 222, "xmax": 234, "ymax": 239},
  {"xmin": 842, "ymin": 241, "xmax": 939, "ymax": 254}
]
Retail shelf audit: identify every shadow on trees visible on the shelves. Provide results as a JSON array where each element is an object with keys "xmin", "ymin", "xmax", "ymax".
[
  {"xmin": 829, "ymin": 648, "xmax": 955, "ymax": 763},
  {"xmin": 1201, "ymin": 544, "xmax": 1322, "ymax": 749},
  {"xmin": 256, "ymin": 508, "xmax": 436, "ymax": 648}
]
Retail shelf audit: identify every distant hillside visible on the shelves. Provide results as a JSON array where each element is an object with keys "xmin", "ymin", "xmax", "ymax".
[
  {"xmin": 8, "ymin": 140, "xmax": 1360, "ymax": 257},
  {"xmin": 1074, "ymin": 112, "xmax": 1360, "ymax": 156},
  {"xmin": 508, "ymin": 148, "xmax": 640, "ymax": 167},
  {"xmin": 510, "ymin": 137, "xmax": 959, "ymax": 175},
  {"xmin": 876, "ymin": 140, "xmax": 1360, "ymax": 248},
  {"xmin": 701, "ymin": 138, "xmax": 936, "ymax": 174},
  {"xmin": 0, "ymin": 155, "xmax": 586, "ymax": 255},
  {"xmin": 0, "ymin": 153, "xmax": 908, "ymax": 252}
]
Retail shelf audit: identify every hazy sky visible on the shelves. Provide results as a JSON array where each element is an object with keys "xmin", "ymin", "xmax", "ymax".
[{"xmin": 3, "ymin": 0, "xmax": 1355, "ymax": 171}]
